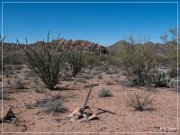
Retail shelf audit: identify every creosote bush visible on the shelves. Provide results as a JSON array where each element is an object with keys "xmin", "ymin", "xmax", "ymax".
[
  {"xmin": 83, "ymin": 52, "xmax": 101, "ymax": 68},
  {"xmin": 127, "ymin": 93, "xmax": 153, "ymax": 111},
  {"xmin": 116, "ymin": 43, "xmax": 157, "ymax": 86},
  {"xmin": 20, "ymin": 37, "xmax": 66, "ymax": 90}
]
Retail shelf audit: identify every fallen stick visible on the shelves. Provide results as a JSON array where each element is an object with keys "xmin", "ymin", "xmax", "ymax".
[
  {"xmin": 97, "ymin": 108, "xmax": 116, "ymax": 115},
  {"xmin": 84, "ymin": 83, "xmax": 99, "ymax": 88},
  {"xmin": 81, "ymin": 87, "xmax": 92, "ymax": 111}
]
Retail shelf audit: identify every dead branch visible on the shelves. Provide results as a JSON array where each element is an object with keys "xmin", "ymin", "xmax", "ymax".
[
  {"xmin": 84, "ymin": 83, "xmax": 99, "ymax": 88},
  {"xmin": 82, "ymin": 87, "xmax": 92, "ymax": 111},
  {"xmin": 97, "ymin": 108, "xmax": 117, "ymax": 115},
  {"xmin": 0, "ymin": 106, "xmax": 16, "ymax": 124}
]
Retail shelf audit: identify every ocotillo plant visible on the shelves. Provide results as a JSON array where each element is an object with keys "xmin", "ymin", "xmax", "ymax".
[
  {"xmin": 68, "ymin": 48, "xmax": 84, "ymax": 77},
  {"xmin": 18, "ymin": 34, "xmax": 66, "ymax": 90}
]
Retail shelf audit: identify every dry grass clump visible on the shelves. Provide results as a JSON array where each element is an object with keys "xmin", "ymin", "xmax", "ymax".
[
  {"xmin": 99, "ymin": 88, "xmax": 112, "ymax": 97},
  {"xmin": 15, "ymin": 79, "xmax": 26, "ymax": 90},
  {"xmin": 45, "ymin": 99, "xmax": 67, "ymax": 113},
  {"xmin": 126, "ymin": 93, "xmax": 154, "ymax": 111},
  {"xmin": 34, "ymin": 95, "xmax": 67, "ymax": 113}
]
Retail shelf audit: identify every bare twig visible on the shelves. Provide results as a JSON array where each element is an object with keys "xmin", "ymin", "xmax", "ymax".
[
  {"xmin": 97, "ymin": 108, "xmax": 116, "ymax": 115},
  {"xmin": 82, "ymin": 87, "xmax": 92, "ymax": 111}
]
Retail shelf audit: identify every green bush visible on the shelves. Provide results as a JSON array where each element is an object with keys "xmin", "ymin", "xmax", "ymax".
[
  {"xmin": 83, "ymin": 52, "xmax": 101, "ymax": 68},
  {"xmin": 68, "ymin": 49, "xmax": 84, "ymax": 77},
  {"xmin": 169, "ymin": 48, "xmax": 179, "ymax": 78},
  {"xmin": 22, "ymin": 41, "xmax": 66, "ymax": 90},
  {"xmin": 116, "ymin": 44, "xmax": 157, "ymax": 86}
]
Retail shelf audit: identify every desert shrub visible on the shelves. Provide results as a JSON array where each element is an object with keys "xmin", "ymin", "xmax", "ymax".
[
  {"xmin": 116, "ymin": 44, "xmax": 157, "ymax": 86},
  {"xmin": 127, "ymin": 93, "xmax": 153, "ymax": 111},
  {"xmin": 169, "ymin": 48, "xmax": 179, "ymax": 78},
  {"xmin": 45, "ymin": 99, "xmax": 67, "ymax": 113},
  {"xmin": 83, "ymin": 52, "xmax": 102, "ymax": 69},
  {"xmin": 156, "ymin": 54, "xmax": 171, "ymax": 67},
  {"xmin": 99, "ymin": 88, "xmax": 112, "ymax": 97},
  {"xmin": 34, "ymin": 96, "xmax": 66, "ymax": 113},
  {"xmin": 103, "ymin": 55, "xmax": 120, "ymax": 66},
  {"xmin": 4, "ymin": 54, "xmax": 26, "ymax": 65},
  {"xmin": 61, "ymin": 71, "xmax": 73, "ymax": 81},
  {"xmin": 91, "ymin": 68, "xmax": 102, "ymax": 76},
  {"xmin": 15, "ymin": 79, "xmax": 26, "ymax": 89},
  {"xmin": 20, "ymin": 39, "xmax": 66, "ymax": 90},
  {"xmin": 3, "ymin": 65, "xmax": 20, "ymax": 77},
  {"xmin": 68, "ymin": 49, "xmax": 84, "ymax": 77}
]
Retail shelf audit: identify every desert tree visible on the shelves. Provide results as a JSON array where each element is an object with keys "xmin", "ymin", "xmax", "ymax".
[{"xmin": 116, "ymin": 35, "xmax": 157, "ymax": 86}]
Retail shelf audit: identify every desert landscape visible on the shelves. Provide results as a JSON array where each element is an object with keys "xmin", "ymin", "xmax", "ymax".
[
  {"xmin": 0, "ymin": 31, "xmax": 179, "ymax": 134},
  {"xmin": 1, "ymin": 2, "xmax": 179, "ymax": 135}
]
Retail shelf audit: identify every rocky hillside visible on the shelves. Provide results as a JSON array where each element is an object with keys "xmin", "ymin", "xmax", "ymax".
[{"xmin": 2, "ymin": 39, "xmax": 108, "ymax": 55}]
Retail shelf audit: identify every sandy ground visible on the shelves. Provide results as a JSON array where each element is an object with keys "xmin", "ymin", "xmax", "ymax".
[{"xmin": 0, "ymin": 65, "xmax": 179, "ymax": 135}]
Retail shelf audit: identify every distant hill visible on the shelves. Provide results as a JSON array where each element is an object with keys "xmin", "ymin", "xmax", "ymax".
[
  {"xmin": 2, "ymin": 38, "xmax": 176, "ymax": 57},
  {"xmin": 2, "ymin": 39, "xmax": 108, "ymax": 55},
  {"xmin": 108, "ymin": 40, "xmax": 176, "ymax": 56}
]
